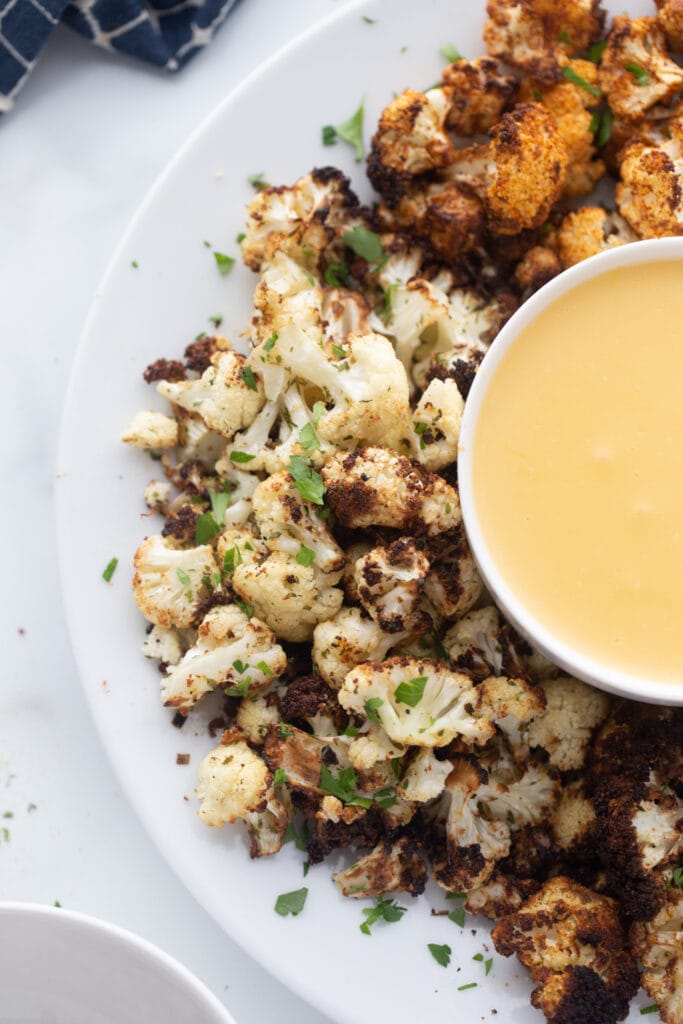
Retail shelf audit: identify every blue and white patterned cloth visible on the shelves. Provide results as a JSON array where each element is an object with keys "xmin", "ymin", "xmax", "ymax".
[{"xmin": 0, "ymin": 0, "xmax": 240, "ymax": 111}]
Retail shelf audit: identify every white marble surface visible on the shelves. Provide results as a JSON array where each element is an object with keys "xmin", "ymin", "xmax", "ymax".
[{"xmin": 0, "ymin": 4, "xmax": 348, "ymax": 1019}]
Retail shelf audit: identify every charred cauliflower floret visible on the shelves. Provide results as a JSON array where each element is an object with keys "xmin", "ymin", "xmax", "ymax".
[
  {"xmin": 631, "ymin": 887, "xmax": 683, "ymax": 1024},
  {"xmin": 465, "ymin": 871, "xmax": 541, "ymax": 921},
  {"xmin": 526, "ymin": 676, "xmax": 610, "ymax": 770},
  {"xmin": 617, "ymin": 127, "xmax": 683, "ymax": 238},
  {"xmin": 161, "ymin": 605, "xmax": 287, "ymax": 713},
  {"xmin": 410, "ymin": 378, "xmax": 463, "ymax": 471},
  {"xmin": 133, "ymin": 534, "xmax": 218, "ymax": 629},
  {"xmin": 367, "ymin": 88, "xmax": 455, "ymax": 200},
  {"xmin": 380, "ymin": 181, "xmax": 485, "ymax": 263},
  {"xmin": 339, "ymin": 657, "xmax": 494, "ymax": 749},
  {"xmin": 479, "ymin": 674, "xmax": 547, "ymax": 761},
  {"xmin": 556, "ymin": 205, "xmax": 635, "ymax": 267},
  {"xmin": 396, "ymin": 748, "xmax": 453, "ymax": 803},
  {"xmin": 333, "ymin": 836, "xmax": 427, "ymax": 898},
  {"xmin": 322, "ymin": 446, "xmax": 460, "ymax": 536},
  {"xmin": 158, "ymin": 349, "xmax": 264, "ymax": 441},
  {"xmin": 197, "ymin": 732, "xmax": 288, "ymax": 856},
  {"xmin": 353, "ymin": 537, "xmax": 431, "ymax": 634},
  {"xmin": 442, "ymin": 56, "xmax": 518, "ymax": 136},
  {"xmin": 552, "ymin": 780, "xmax": 597, "ymax": 859},
  {"xmin": 443, "ymin": 605, "xmax": 526, "ymax": 682},
  {"xmin": 657, "ymin": 0, "xmax": 683, "ymax": 53},
  {"xmin": 311, "ymin": 606, "xmax": 405, "ymax": 689},
  {"xmin": 263, "ymin": 725, "xmax": 350, "ymax": 799},
  {"xmin": 599, "ymin": 16, "xmax": 683, "ymax": 122},
  {"xmin": 492, "ymin": 877, "xmax": 640, "ymax": 1024},
  {"xmin": 121, "ymin": 410, "xmax": 178, "ymax": 450},
  {"xmin": 240, "ymin": 166, "xmax": 358, "ymax": 271},
  {"xmin": 423, "ymin": 527, "xmax": 483, "ymax": 621}
]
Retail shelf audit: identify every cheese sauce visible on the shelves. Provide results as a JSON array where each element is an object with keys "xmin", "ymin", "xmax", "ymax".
[{"xmin": 472, "ymin": 260, "xmax": 683, "ymax": 684}]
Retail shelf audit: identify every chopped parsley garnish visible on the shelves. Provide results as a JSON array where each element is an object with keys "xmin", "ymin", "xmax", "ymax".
[
  {"xmin": 296, "ymin": 544, "xmax": 316, "ymax": 567},
  {"xmin": 176, "ymin": 568, "xmax": 191, "ymax": 587},
  {"xmin": 335, "ymin": 99, "xmax": 365, "ymax": 161},
  {"xmin": 344, "ymin": 724, "xmax": 359, "ymax": 737},
  {"xmin": 322, "ymin": 124, "xmax": 337, "ymax": 146},
  {"xmin": 278, "ymin": 724, "xmax": 293, "ymax": 739},
  {"xmin": 588, "ymin": 39, "xmax": 607, "ymax": 63},
  {"xmin": 364, "ymin": 697, "xmax": 384, "ymax": 724},
  {"xmin": 287, "ymin": 455, "xmax": 326, "ymax": 505},
  {"xmin": 213, "ymin": 252, "xmax": 235, "ymax": 275},
  {"xmin": 429, "ymin": 943, "xmax": 452, "ymax": 967},
  {"xmin": 257, "ymin": 660, "xmax": 273, "ymax": 676},
  {"xmin": 1, "ymin": 827, "xmax": 9, "ymax": 843},
  {"xmin": 597, "ymin": 106, "xmax": 613, "ymax": 146},
  {"xmin": 236, "ymin": 232, "xmax": 246, "ymax": 244},
  {"xmin": 209, "ymin": 483, "xmax": 232, "ymax": 525},
  {"xmin": 54, "ymin": 900, "xmax": 62, "ymax": 908},
  {"xmin": 361, "ymin": 15, "xmax": 376, "ymax": 23},
  {"xmin": 448, "ymin": 904, "xmax": 466, "ymax": 928},
  {"xmin": 381, "ymin": 281, "xmax": 399, "ymax": 321},
  {"xmin": 298, "ymin": 421, "xmax": 320, "ymax": 453},
  {"xmin": 284, "ymin": 819, "xmax": 307, "ymax": 850},
  {"xmin": 373, "ymin": 786, "xmax": 397, "ymax": 809},
  {"xmin": 589, "ymin": 111, "xmax": 600, "ymax": 133},
  {"xmin": 324, "ymin": 261, "xmax": 350, "ymax": 287},
  {"xmin": 668, "ymin": 866, "xmax": 683, "ymax": 887},
  {"xmin": 263, "ymin": 332, "xmax": 278, "ymax": 351},
  {"xmin": 230, "ymin": 450, "xmax": 256, "ymax": 463},
  {"xmin": 320, "ymin": 764, "xmax": 372, "ymax": 808},
  {"xmin": 394, "ymin": 675, "xmax": 428, "ymax": 707},
  {"xmin": 625, "ymin": 61, "xmax": 649, "ymax": 85},
  {"xmin": 223, "ymin": 545, "xmax": 242, "ymax": 574},
  {"xmin": 440, "ymin": 43, "xmax": 463, "ymax": 62},
  {"xmin": 485, "ymin": 957, "xmax": 493, "ymax": 976},
  {"xmin": 235, "ymin": 601, "xmax": 253, "ymax": 618},
  {"xmin": 240, "ymin": 365, "xmax": 258, "ymax": 392},
  {"xmin": 131, "ymin": 259, "xmax": 139, "ymax": 269},
  {"xmin": 431, "ymin": 628, "xmax": 450, "ymax": 664},
  {"xmin": 561, "ymin": 65, "xmax": 601, "ymax": 96},
  {"xmin": 273, "ymin": 767, "xmax": 288, "ymax": 786},
  {"xmin": 640, "ymin": 1007, "xmax": 660, "ymax": 1016},
  {"xmin": 224, "ymin": 677, "xmax": 251, "ymax": 698},
  {"xmin": 27, "ymin": 803, "xmax": 37, "ymax": 812},
  {"xmin": 558, "ymin": 27, "xmax": 571, "ymax": 44},
  {"xmin": 414, "ymin": 420, "xmax": 429, "ymax": 450},
  {"xmin": 274, "ymin": 887, "xmax": 308, "ymax": 917},
  {"xmin": 457, "ymin": 983, "xmax": 478, "ymax": 992},
  {"xmin": 209, "ymin": 313, "xmax": 223, "ymax": 328},
  {"xmin": 332, "ymin": 344, "xmax": 346, "ymax": 359},
  {"xmin": 203, "ymin": 240, "xmax": 212, "ymax": 248},
  {"xmin": 232, "ymin": 659, "xmax": 248, "ymax": 674},
  {"xmin": 360, "ymin": 895, "xmax": 407, "ymax": 934},
  {"xmin": 102, "ymin": 557, "xmax": 118, "ymax": 583},
  {"xmin": 342, "ymin": 226, "xmax": 384, "ymax": 263},
  {"xmin": 248, "ymin": 172, "xmax": 270, "ymax": 191}
]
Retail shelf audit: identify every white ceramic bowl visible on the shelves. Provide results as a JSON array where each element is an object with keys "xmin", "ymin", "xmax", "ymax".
[
  {"xmin": 459, "ymin": 237, "xmax": 683, "ymax": 707},
  {"xmin": 0, "ymin": 902, "xmax": 237, "ymax": 1024}
]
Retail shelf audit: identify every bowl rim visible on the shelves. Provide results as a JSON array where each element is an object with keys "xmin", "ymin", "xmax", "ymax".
[
  {"xmin": 458, "ymin": 236, "xmax": 683, "ymax": 707},
  {"xmin": 0, "ymin": 901, "xmax": 236, "ymax": 1024}
]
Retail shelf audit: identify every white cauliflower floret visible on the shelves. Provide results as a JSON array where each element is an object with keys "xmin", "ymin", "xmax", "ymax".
[
  {"xmin": 347, "ymin": 727, "xmax": 406, "ymax": 771},
  {"xmin": 232, "ymin": 552, "xmax": 343, "ymax": 643},
  {"xmin": 443, "ymin": 605, "xmax": 524, "ymax": 681},
  {"xmin": 250, "ymin": 253, "xmax": 323, "ymax": 375},
  {"xmin": 411, "ymin": 379, "xmax": 463, "ymax": 471},
  {"xmin": 323, "ymin": 446, "xmax": 461, "ymax": 536},
  {"xmin": 236, "ymin": 692, "xmax": 282, "ymax": 745},
  {"xmin": 479, "ymin": 674, "xmax": 547, "ymax": 761},
  {"xmin": 251, "ymin": 470, "xmax": 345, "ymax": 575},
  {"xmin": 367, "ymin": 88, "xmax": 455, "ymax": 194},
  {"xmin": 141, "ymin": 624, "xmax": 183, "ymax": 665},
  {"xmin": 477, "ymin": 763, "xmax": 559, "ymax": 830},
  {"xmin": 133, "ymin": 534, "xmax": 218, "ymax": 628},
  {"xmin": 552, "ymin": 780, "xmax": 596, "ymax": 854},
  {"xmin": 633, "ymin": 790, "xmax": 683, "ymax": 870},
  {"xmin": 353, "ymin": 538, "xmax": 431, "ymax": 634},
  {"xmin": 321, "ymin": 287, "xmax": 371, "ymax": 346},
  {"xmin": 397, "ymin": 748, "xmax": 453, "ymax": 803},
  {"xmin": 161, "ymin": 605, "xmax": 287, "ymax": 713},
  {"xmin": 197, "ymin": 733, "xmax": 288, "ymax": 856},
  {"xmin": 121, "ymin": 410, "xmax": 178, "ymax": 449},
  {"xmin": 312, "ymin": 606, "xmax": 406, "ymax": 689},
  {"xmin": 631, "ymin": 889, "xmax": 683, "ymax": 1024},
  {"xmin": 526, "ymin": 676, "xmax": 610, "ymax": 770},
  {"xmin": 143, "ymin": 480, "xmax": 172, "ymax": 512},
  {"xmin": 599, "ymin": 15, "xmax": 683, "ymax": 122},
  {"xmin": 423, "ymin": 528, "xmax": 483, "ymax": 621},
  {"xmin": 617, "ymin": 127, "xmax": 683, "ymax": 239},
  {"xmin": 333, "ymin": 836, "xmax": 427, "ymax": 898},
  {"xmin": 339, "ymin": 657, "xmax": 495, "ymax": 748},
  {"xmin": 175, "ymin": 412, "xmax": 226, "ymax": 468},
  {"xmin": 157, "ymin": 350, "xmax": 264, "ymax": 440}
]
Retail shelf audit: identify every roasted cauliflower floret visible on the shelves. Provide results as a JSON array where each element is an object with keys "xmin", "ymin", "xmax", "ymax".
[
  {"xmin": 423, "ymin": 527, "xmax": 483, "ymax": 621},
  {"xmin": 526, "ymin": 676, "xmax": 610, "ymax": 770},
  {"xmin": 442, "ymin": 56, "xmax": 518, "ymax": 136},
  {"xmin": 631, "ymin": 888, "xmax": 683, "ymax": 1024},
  {"xmin": 251, "ymin": 470, "xmax": 344, "ymax": 575},
  {"xmin": 443, "ymin": 606, "xmax": 526, "ymax": 682},
  {"xmin": 263, "ymin": 724, "xmax": 350, "ymax": 797},
  {"xmin": 657, "ymin": 0, "xmax": 683, "ymax": 53},
  {"xmin": 410, "ymin": 378, "xmax": 463, "ymax": 471},
  {"xmin": 333, "ymin": 836, "xmax": 427, "ymax": 898},
  {"xmin": 479, "ymin": 674, "xmax": 547, "ymax": 760},
  {"xmin": 141, "ymin": 624, "xmax": 183, "ymax": 666},
  {"xmin": 339, "ymin": 657, "xmax": 494, "ymax": 748},
  {"xmin": 397, "ymin": 748, "xmax": 453, "ymax": 803},
  {"xmin": 197, "ymin": 733, "xmax": 288, "ymax": 857},
  {"xmin": 380, "ymin": 181, "xmax": 485, "ymax": 263},
  {"xmin": 599, "ymin": 16, "xmax": 683, "ymax": 122},
  {"xmin": 161, "ymin": 605, "xmax": 287, "ymax": 713},
  {"xmin": 465, "ymin": 871, "xmax": 540, "ymax": 921},
  {"xmin": 240, "ymin": 166, "xmax": 358, "ymax": 271},
  {"xmin": 492, "ymin": 877, "xmax": 640, "ymax": 1024},
  {"xmin": 232, "ymin": 551, "xmax": 343, "ymax": 643},
  {"xmin": 323, "ymin": 446, "xmax": 460, "ymax": 536},
  {"xmin": 236, "ymin": 691, "xmax": 282, "ymax": 745},
  {"xmin": 617, "ymin": 128, "xmax": 683, "ymax": 238},
  {"xmin": 158, "ymin": 350, "xmax": 264, "ymax": 441},
  {"xmin": 133, "ymin": 534, "xmax": 218, "ymax": 629},
  {"xmin": 121, "ymin": 410, "xmax": 178, "ymax": 450},
  {"xmin": 347, "ymin": 726, "xmax": 406, "ymax": 771},
  {"xmin": 367, "ymin": 88, "xmax": 455, "ymax": 199},
  {"xmin": 552, "ymin": 779, "xmax": 597, "ymax": 857},
  {"xmin": 353, "ymin": 537, "xmax": 431, "ymax": 634},
  {"xmin": 312, "ymin": 606, "xmax": 405, "ymax": 689},
  {"xmin": 556, "ymin": 205, "xmax": 635, "ymax": 267}
]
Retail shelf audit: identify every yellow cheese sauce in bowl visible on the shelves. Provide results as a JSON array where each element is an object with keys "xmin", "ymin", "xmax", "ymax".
[{"xmin": 458, "ymin": 239, "xmax": 683, "ymax": 705}]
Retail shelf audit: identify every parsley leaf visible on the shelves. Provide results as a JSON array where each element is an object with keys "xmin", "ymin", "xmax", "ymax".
[
  {"xmin": 209, "ymin": 483, "xmax": 232, "ymax": 525},
  {"xmin": 597, "ymin": 106, "xmax": 613, "ymax": 146},
  {"xmin": 223, "ymin": 545, "xmax": 242, "ymax": 574},
  {"xmin": 322, "ymin": 124, "xmax": 337, "ymax": 146},
  {"xmin": 296, "ymin": 544, "xmax": 316, "ymax": 567},
  {"xmin": 248, "ymin": 172, "xmax": 270, "ymax": 191},
  {"xmin": 625, "ymin": 60, "xmax": 649, "ymax": 85},
  {"xmin": 176, "ymin": 568, "xmax": 191, "ymax": 587},
  {"xmin": 298, "ymin": 422, "xmax": 320, "ymax": 453},
  {"xmin": 320, "ymin": 764, "xmax": 372, "ymax": 808},
  {"xmin": 213, "ymin": 252, "xmax": 235, "ymax": 276},
  {"xmin": 287, "ymin": 455, "xmax": 326, "ymax": 505},
  {"xmin": 263, "ymin": 332, "xmax": 278, "ymax": 351},
  {"xmin": 232, "ymin": 659, "xmax": 248, "ymax": 674},
  {"xmin": 428, "ymin": 943, "xmax": 452, "ymax": 967},
  {"xmin": 256, "ymin": 660, "xmax": 273, "ymax": 676},
  {"xmin": 332, "ymin": 344, "xmax": 346, "ymax": 359},
  {"xmin": 278, "ymin": 725, "xmax": 293, "ymax": 739},
  {"xmin": 342, "ymin": 226, "xmax": 383, "ymax": 263},
  {"xmin": 230, "ymin": 450, "xmax": 256, "ymax": 463},
  {"xmin": 194, "ymin": 512, "xmax": 220, "ymax": 544},
  {"xmin": 130, "ymin": 260, "xmax": 139, "ymax": 269},
  {"xmin": 240, "ymin": 366, "xmax": 258, "ymax": 392},
  {"xmin": 312, "ymin": 401, "xmax": 325, "ymax": 428},
  {"xmin": 102, "ymin": 557, "xmax": 118, "ymax": 582},
  {"xmin": 448, "ymin": 904, "xmax": 466, "ymax": 928},
  {"xmin": 361, "ymin": 15, "xmax": 376, "ymax": 23},
  {"xmin": 561, "ymin": 65, "xmax": 601, "ymax": 96},
  {"xmin": 274, "ymin": 887, "xmax": 308, "ymax": 917},
  {"xmin": 335, "ymin": 99, "xmax": 365, "ymax": 161},
  {"xmin": 440, "ymin": 43, "xmax": 463, "ymax": 62},
  {"xmin": 284, "ymin": 819, "xmax": 308, "ymax": 850},
  {"xmin": 588, "ymin": 39, "xmax": 607, "ymax": 63},
  {"xmin": 235, "ymin": 600, "xmax": 253, "ymax": 618},
  {"xmin": 360, "ymin": 895, "xmax": 407, "ymax": 934},
  {"xmin": 485, "ymin": 957, "xmax": 493, "ymax": 976},
  {"xmin": 668, "ymin": 866, "xmax": 683, "ymax": 888},
  {"xmin": 273, "ymin": 767, "xmax": 288, "ymax": 786},
  {"xmin": 224, "ymin": 677, "xmax": 251, "ymax": 698},
  {"xmin": 458, "ymin": 983, "xmax": 478, "ymax": 992},
  {"xmin": 364, "ymin": 697, "xmax": 384, "ymax": 724},
  {"xmin": 640, "ymin": 1007, "xmax": 660, "ymax": 1016},
  {"xmin": 394, "ymin": 675, "xmax": 428, "ymax": 707},
  {"xmin": 236, "ymin": 232, "xmax": 246, "ymax": 244},
  {"xmin": 324, "ymin": 261, "xmax": 350, "ymax": 287}
]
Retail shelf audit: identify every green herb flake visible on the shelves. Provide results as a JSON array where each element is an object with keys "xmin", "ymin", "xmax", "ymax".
[
  {"xmin": 320, "ymin": 763, "xmax": 372, "ymax": 809},
  {"xmin": 360, "ymin": 895, "xmax": 407, "ymax": 934},
  {"xmin": 332, "ymin": 344, "xmax": 346, "ymax": 359},
  {"xmin": 322, "ymin": 124, "xmax": 338, "ymax": 146},
  {"xmin": 394, "ymin": 675, "xmax": 428, "ymax": 707},
  {"xmin": 342, "ymin": 226, "xmax": 384, "ymax": 263},
  {"xmin": 131, "ymin": 260, "xmax": 139, "ymax": 269},
  {"xmin": 558, "ymin": 27, "xmax": 571, "ymax": 44},
  {"xmin": 458, "ymin": 983, "xmax": 478, "ymax": 992},
  {"xmin": 597, "ymin": 106, "xmax": 613, "ymax": 146},
  {"xmin": 448, "ymin": 905, "xmax": 466, "ymax": 928},
  {"xmin": 625, "ymin": 60, "xmax": 649, "ymax": 85},
  {"xmin": 561, "ymin": 65, "xmax": 601, "ymax": 96},
  {"xmin": 273, "ymin": 768, "xmax": 288, "ymax": 786},
  {"xmin": 361, "ymin": 15, "xmax": 376, "ymax": 23},
  {"xmin": 232, "ymin": 659, "xmax": 248, "ymax": 674},
  {"xmin": 263, "ymin": 332, "xmax": 278, "ymax": 351},
  {"xmin": 640, "ymin": 1007, "xmax": 660, "ymax": 1016},
  {"xmin": 223, "ymin": 546, "xmax": 242, "ymax": 574},
  {"xmin": 240, "ymin": 366, "xmax": 258, "ymax": 392},
  {"xmin": 589, "ymin": 111, "xmax": 600, "ymax": 133},
  {"xmin": 102, "ymin": 557, "xmax": 119, "ymax": 583},
  {"xmin": 343, "ymin": 724, "xmax": 359, "ymax": 737},
  {"xmin": 214, "ymin": 252, "xmax": 235, "ymax": 276},
  {"xmin": 248, "ymin": 172, "xmax": 270, "ymax": 192},
  {"xmin": 287, "ymin": 455, "xmax": 326, "ymax": 505},
  {"xmin": 1, "ymin": 827, "xmax": 9, "ymax": 843},
  {"xmin": 256, "ymin": 660, "xmax": 273, "ymax": 676},
  {"xmin": 440, "ymin": 43, "xmax": 463, "ymax": 62},
  {"xmin": 335, "ymin": 99, "xmax": 365, "ymax": 161},
  {"xmin": 473, "ymin": 953, "xmax": 484, "ymax": 962},
  {"xmin": 588, "ymin": 39, "xmax": 607, "ymax": 63},
  {"xmin": 236, "ymin": 232, "xmax": 246, "ymax": 244},
  {"xmin": 235, "ymin": 601, "xmax": 253, "ymax": 618},
  {"xmin": 176, "ymin": 568, "xmax": 191, "ymax": 587},
  {"xmin": 324, "ymin": 262, "xmax": 350, "ymax": 287},
  {"xmin": 429, "ymin": 943, "xmax": 452, "ymax": 967},
  {"xmin": 296, "ymin": 544, "xmax": 316, "ymax": 567},
  {"xmin": 54, "ymin": 900, "xmax": 62, "ymax": 908},
  {"xmin": 278, "ymin": 725, "xmax": 293, "ymax": 739},
  {"xmin": 274, "ymin": 887, "xmax": 308, "ymax": 917},
  {"xmin": 364, "ymin": 697, "xmax": 384, "ymax": 724},
  {"xmin": 194, "ymin": 512, "xmax": 220, "ymax": 544},
  {"xmin": 230, "ymin": 450, "xmax": 256, "ymax": 463},
  {"xmin": 485, "ymin": 958, "xmax": 493, "ymax": 976},
  {"xmin": 209, "ymin": 313, "xmax": 223, "ymax": 328},
  {"xmin": 668, "ymin": 866, "xmax": 683, "ymax": 887},
  {"xmin": 284, "ymin": 820, "xmax": 307, "ymax": 851},
  {"xmin": 209, "ymin": 483, "xmax": 232, "ymax": 525},
  {"xmin": 27, "ymin": 803, "xmax": 37, "ymax": 813},
  {"xmin": 298, "ymin": 422, "xmax": 320, "ymax": 453},
  {"xmin": 303, "ymin": 861, "xmax": 310, "ymax": 877},
  {"xmin": 224, "ymin": 677, "xmax": 251, "ymax": 698}
]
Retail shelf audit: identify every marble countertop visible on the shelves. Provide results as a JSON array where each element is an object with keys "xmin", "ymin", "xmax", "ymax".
[{"xmin": 0, "ymin": 4, "xmax": 345, "ymax": 1018}]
